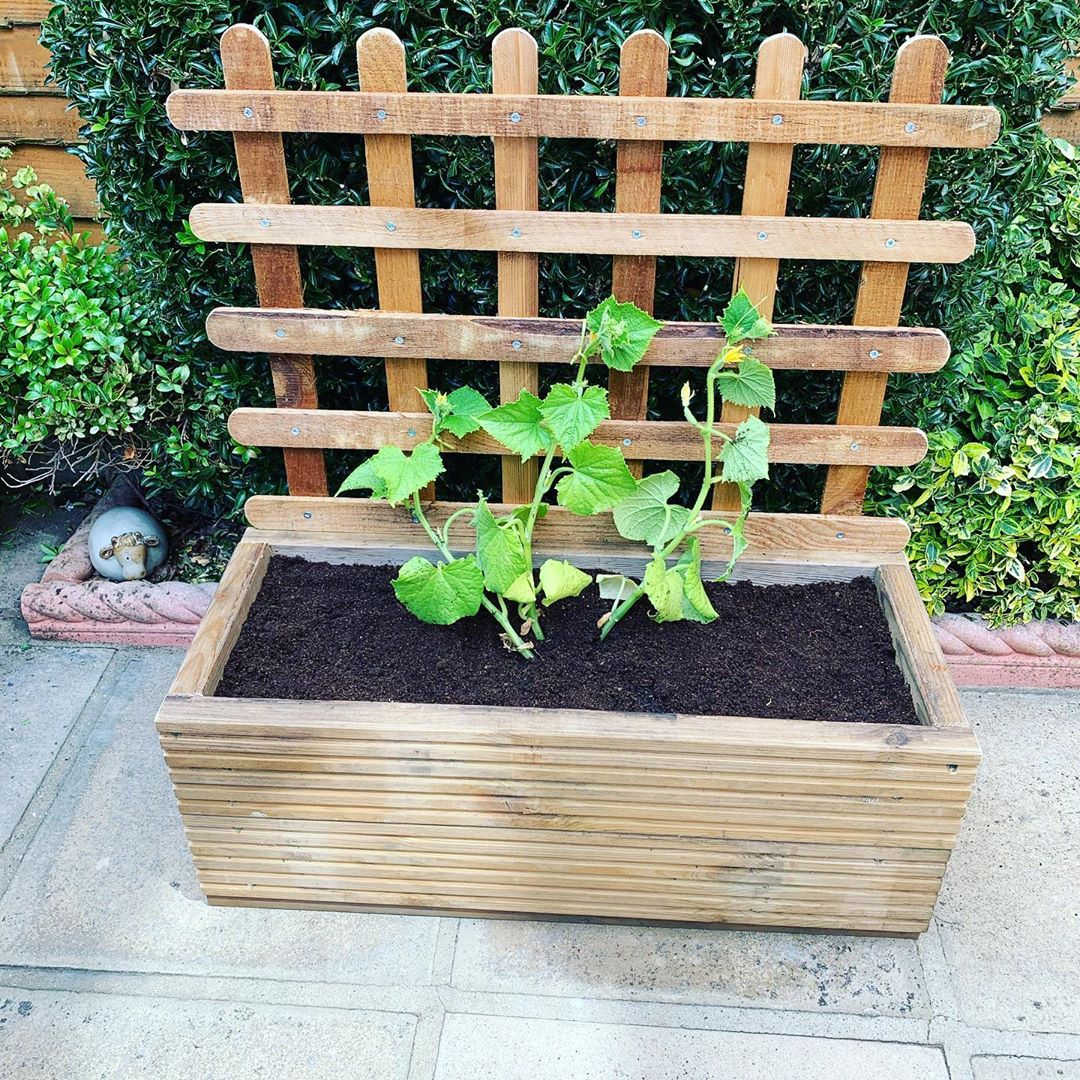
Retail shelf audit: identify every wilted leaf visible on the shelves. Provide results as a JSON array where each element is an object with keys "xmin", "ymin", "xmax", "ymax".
[
  {"xmin": 673, "ymin": 536, "xmax": 718, "ymax": 622},
  {"xmin": 538, "ymin": 559, "xmax": 592, "ymax": 605},
  {"xmin": 642, "ymin": 557, "xmax": 684, "ymax": 622},
  {"xmin": 472, "ymin": 498, "xmax": 529, "ymax": 594},
  {"xmin": 596, "ymin": 573, "xmax": 639, "ymax": 601}
]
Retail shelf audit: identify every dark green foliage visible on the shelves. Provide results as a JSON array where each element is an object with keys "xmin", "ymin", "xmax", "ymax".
[{"xmin": 43, "ymin": 0, "xmax": 1080, "ymax": 619}]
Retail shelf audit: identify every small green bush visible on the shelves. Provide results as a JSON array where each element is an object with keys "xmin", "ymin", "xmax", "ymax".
[
  {"xmin": 0, "ymin": 148, "xmax": 165, "ymax": 494},
  {"xmin": 42, "ymin": 0, "xmax": 1080, "ymax": 621},
  {"xmin": 874, "ymin": 148, "xmax": 1080, "ymax": 623}
]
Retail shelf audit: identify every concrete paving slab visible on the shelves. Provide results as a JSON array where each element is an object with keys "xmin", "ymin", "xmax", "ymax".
[
  {"xmin": 0, "ymin": 649, "xmax": 441, "ymax": 987},
  {"xmin": 451, "ymin": 919, "xmax": 929, "ymax": 1017},
  {"xmin": 936, "ymin": 690, "xmax": 1080, "ymax": 1034},
  {"xmin": 0, "ymin": 985, "xmax": 415, "ymax": 1080},
  {"xmin": 0, "ymin": 644, "xmax": 113, "ymax": 848},
  {"xmin": 432, "ymin": 1013, "xmax": 949, "ymax": 1080},
  {"xmin": 972, "ymin": 1057, "xmax": 1080, "ymax": 1079}
]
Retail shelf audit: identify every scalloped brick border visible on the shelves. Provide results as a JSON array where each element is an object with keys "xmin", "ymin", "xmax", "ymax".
[
  {"xmin": 933, "ymin": 612, "xmax": 1080, "ymax": 689},
  {"xmin": 19, "ymin": 479, "xmax": 216, "ymax": 647}
]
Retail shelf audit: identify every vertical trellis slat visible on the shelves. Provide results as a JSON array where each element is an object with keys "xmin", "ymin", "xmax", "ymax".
[
  {"xmin": 713, "ymin": 32, "xmax": 805, "ymax": 512},
  {"xmin": 609, "ymin": 29, "xmax": 668, "ymax": 479},
  {"xmin": 357, "ymin": 29, "xmax": 429, "ymax": 414},
  {"xmin": 220, "ymin": 24, "xmax": 327, "ymax": 497},
  {"xmin": 492, "ymin": 28, "xmax": 540, "ymax": 502},
  {"xmin": 820, "ymin": 35, "xmax": 947, "ymax": 516}
]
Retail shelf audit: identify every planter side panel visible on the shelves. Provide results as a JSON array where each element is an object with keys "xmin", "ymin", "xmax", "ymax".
[{"xmin": 157, "ymin": 696, "xmax": 978, "ymax": 934}]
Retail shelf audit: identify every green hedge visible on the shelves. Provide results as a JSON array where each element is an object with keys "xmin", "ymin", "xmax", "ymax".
[
  {"xmin": 43, "ymin": 0, "xmax": 1080, "ymax": 621},
  {"xmin": 0, "ymin": 148, "xmax": 165, "ymax": 493}
]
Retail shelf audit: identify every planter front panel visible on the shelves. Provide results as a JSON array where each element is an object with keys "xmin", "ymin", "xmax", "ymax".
[{"xmin": 157, "ymin": 694, "xmax": 978, "ymax": 934}]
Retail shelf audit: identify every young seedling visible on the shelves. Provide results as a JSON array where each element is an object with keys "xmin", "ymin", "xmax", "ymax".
[
  {"xmin": 597, "ymin": 289, "xmax": 776, "ymax": 640},
  {"xmin": 335, "ymin": 384, "xmax": 538, "ymax": 649},
  {"xmin": 336, "ymin": 296, "xmax": 662, "ymax": 657},
  {"xmin": 473, "ymin": 296, "xmax": 661, "ymax": 643}
]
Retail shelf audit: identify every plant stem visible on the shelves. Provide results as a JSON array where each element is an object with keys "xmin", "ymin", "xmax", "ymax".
[
  {"xmin": 600, "ymin": 362, "xmax": 733, "ymax": 641},
  {"xmin": 411, "ymin": 492, "xmax": 534, "ymax": 658},
  {"xmin": 516, "ymin": 337, "xmax": 591, "ymax": 636},
  {"xmin": 439, "ymin": 505, "xmax": 474, "ymax": 548}
]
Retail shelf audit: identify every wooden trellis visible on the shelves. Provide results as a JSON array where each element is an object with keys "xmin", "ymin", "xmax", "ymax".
[{"xmin": 168, "ymin": 24, "xmax": 998, "ymax": 523}]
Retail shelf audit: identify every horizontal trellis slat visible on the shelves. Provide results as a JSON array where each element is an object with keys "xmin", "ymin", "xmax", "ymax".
[
  {"xmin": 189, "ymin": 204, "xmax": 975, "ymax": 263},
  {"xmin": 166, "ymin": 89, "xmax": 1000, "ymax": 148},
  {"xmin": 207, "ymin": 308, "xmax": 951, "ymax": 372},
  {"xmin": 240, "ymin": 502, "xmax": 912, "ymax": 556},
  {"xmin": 228, "ymin": 407, "xmax": 928, "ymax": 466}
]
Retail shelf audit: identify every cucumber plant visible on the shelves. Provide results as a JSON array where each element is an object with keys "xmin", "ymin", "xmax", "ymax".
[
  {"xmin": 596, "ymin": 290, "xmax": 776, "ymax": 639},
  {"xmin": 336, "ymin": 295, "xmax": 662, "ymax": 657}
]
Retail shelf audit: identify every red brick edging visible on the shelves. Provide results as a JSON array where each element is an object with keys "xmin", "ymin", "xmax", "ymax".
[{"xmin": 933, "ymin": 612, "xmax": 1080, "ymax": 689}]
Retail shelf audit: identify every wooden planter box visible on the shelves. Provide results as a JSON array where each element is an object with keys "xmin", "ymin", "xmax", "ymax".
[
  {"xmin": 155, "ymin": 24, "xmax": 995, "ymax": 934},
  {"xmin": 156, "ymin": 507, "xmax": 979, "ymax": 936}
]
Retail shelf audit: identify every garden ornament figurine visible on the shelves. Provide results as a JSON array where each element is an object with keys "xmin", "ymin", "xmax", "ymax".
[{"xmin": 88, "ymin": 506, "xmax": 168, "ymax": 582}]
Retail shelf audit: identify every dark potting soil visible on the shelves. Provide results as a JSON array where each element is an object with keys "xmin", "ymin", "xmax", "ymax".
[{"xmin": 216, "ymin": 557, "xmax": 920, "ymax": 725}]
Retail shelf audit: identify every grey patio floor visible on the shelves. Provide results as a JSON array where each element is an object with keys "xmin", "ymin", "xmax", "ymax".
[{"xmin": 1, "ymin": 506, "xmax": 1078, "ymax": 1079}]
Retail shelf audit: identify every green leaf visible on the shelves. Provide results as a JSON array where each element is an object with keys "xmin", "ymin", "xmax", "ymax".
[
  {"xmin": 539, "ymin": 382, "xmax": 609, "ymax": 450},
  {"xmin": 472, "ymin": 498, "xmax": 529, "ymax": 594},
  {"xmin": 441, "ymin": 386, "xmax": 492, "ymax": 438},
  {"xmin": 392, "ymin": 555, "xmax": 484, "ymax": 624},
  {"xmin": 673, "ymin": 537, "xmax": 718, "ymax": 622},
  {"xmin": 538, "ymin": 559, "xmax": 592, "ymax": 605},
  {"xmin": 715, "ymin": 356, "xmax": 776, "ymax": 411},
  {"xmin": 643, "ymin": 557, "xmax": 684, "ymax": 622},
  {"xmin": 585, "ymin": 296, "xmax": 662, "ymax": 372},
  {"xmin": 720, "ymin": 289, "xmax": 773, "ymax": 344},
  {"xmin": 478, "ymin": 389, "xmax": 553, "ymax": 462},
  {"xmin": 511, "ymin": 503, "xmax": 547, "ymax": 526},
  {"xmin": 612, "ymin": 470, "xmax": 691, "ymax": 548},
  {"xmin": 503, "ymin": 571, "xmax": 536, "ymax": 603},
  {"xmin": 337, "ymin": 456, "xmax": 388, "ymax": 499},
  {"xmin": 556, "ymin": 440, "xmax": 638, "ymax": 516},
  {"xmin": 420, "ymin": 386, "xmax": 492, "ymax": 439},
  {"xmin": 719, "ymin": 415, "xmax": 770, "ymax": 485},
  {"xmin": 419, "ymin": 388, "xmax": 449, "ymax": 428},
  {"xmin": 336, "ymin": 443, "xmax": 443, "ymax": 505}
]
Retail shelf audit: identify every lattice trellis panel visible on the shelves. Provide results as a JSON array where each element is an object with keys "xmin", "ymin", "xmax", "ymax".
[{"xmin": 167, "ymin": 24, "xmax": 998, "ymax": 521}]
